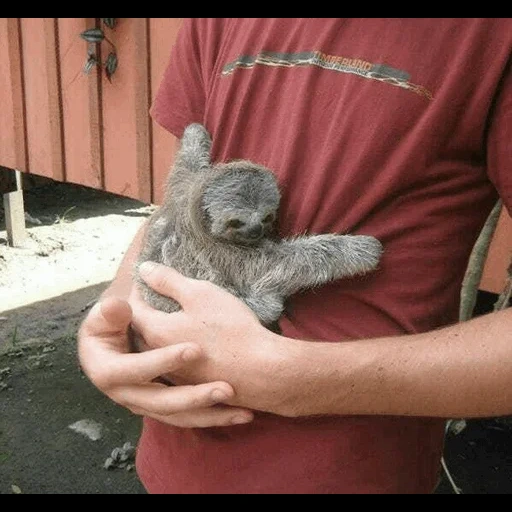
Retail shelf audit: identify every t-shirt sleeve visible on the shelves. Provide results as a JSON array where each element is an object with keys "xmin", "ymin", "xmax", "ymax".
[
  {"xmin": 486, "ymin": 58, "xmax": 512, "ymax": 216},
  {"xmin": 150, "ymin": 18, "xmax": 207, "ymax": 138}
]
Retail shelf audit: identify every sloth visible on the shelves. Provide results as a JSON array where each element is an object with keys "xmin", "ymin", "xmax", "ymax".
[{"xmin": 133, "ymin": 123, "xmax": 383, "ymax": 332}]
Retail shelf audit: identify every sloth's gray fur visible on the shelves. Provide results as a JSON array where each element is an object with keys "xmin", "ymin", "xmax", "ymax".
[{"xmin": 134, "ymin": 123, "xmax": 383, "ymax": 329}]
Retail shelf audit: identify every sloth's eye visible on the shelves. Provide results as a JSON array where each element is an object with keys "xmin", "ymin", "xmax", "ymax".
[
  {"xmin": 263, "ymin": 213, "xmax": 275, "ymax": 224},
  {"xmin": 226, "ymin": 219, "xmax": 244, "ymax": 229}
]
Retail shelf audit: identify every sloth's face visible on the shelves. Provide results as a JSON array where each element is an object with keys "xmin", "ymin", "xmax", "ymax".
[
  {"xmin": 201, "ymin": 166, "xmax": 280, "ymax": 246},
  {"xmin": 214, "ymin": 209, "xmax": 277, "ymax": 245}
]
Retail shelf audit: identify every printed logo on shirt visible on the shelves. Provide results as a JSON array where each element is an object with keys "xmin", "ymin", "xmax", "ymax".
[{"xmin": 222, "ymin": 51, "xmax": 433, "ymax": 101}]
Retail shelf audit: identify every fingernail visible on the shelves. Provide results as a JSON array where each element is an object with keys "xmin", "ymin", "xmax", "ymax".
[
  {"xmin": 211, "ymin": 389, "xmax": 231, "ymax": 402},
  {"xmin": 139, "ymin": 261, "xmax": 156, "ymax": 276},
  {"xmin": 230, "ymin": 414, "xmax": 252, "ymax": 425}
]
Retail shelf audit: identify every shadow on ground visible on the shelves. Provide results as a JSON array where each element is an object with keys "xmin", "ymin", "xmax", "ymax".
[
  {"xmin": 0, "ymin": 178, "xmax": 151, "ymax": 231},
  {"xmin": 0, "ymin": 284, "xmax": 511, "ymax": 494},
  {"xmin": 0, "ymin": 283, "xmax": 146, "ymax": 494}
]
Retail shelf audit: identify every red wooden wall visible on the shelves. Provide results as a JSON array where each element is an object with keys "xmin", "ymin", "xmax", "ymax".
[
  {"xmin": 0, "ymin": 17, "xmax": 182, "ymax": 205},
  {"xmin": 0, "ymin": 17, "xmax": 510, "ymax": 294}
]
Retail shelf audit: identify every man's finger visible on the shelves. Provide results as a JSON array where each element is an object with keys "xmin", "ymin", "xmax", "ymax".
[
  {"xmin": 102, "ymin": 343, "xmax": 203, "ymax": 386},
  {"xmin": 80, "ymin": 297, "xmax": 133, "ymax": 338},
  {"xmin": 132, "ymin": 405, "xmax": 255, "ymax": 429},
  {"xmin": 113, "ymin": 380, "xmax": 239, "ymax": 416},
  {"xmin": 130, "ymin": 307, "xmax": 193, "ymax": 349},
  {"xmin": 138, "ymin": 262, "xmax": 195, "ymax": 305}
]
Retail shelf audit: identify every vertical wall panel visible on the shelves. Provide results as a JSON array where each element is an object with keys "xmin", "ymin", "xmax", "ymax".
[
  {"xmin": 43, "ymin": 18, "xmax": 65, "ymax": 182},
  {"xmin": 20, "ymin": 18, "xmax": 64, "ymax": 181},
  {"xmin": 58, "ymin": 18, "xmax": 103, "ymax": 189},
  {"xmin": 101, "ymin": 18, "xmax": 151, "ymax": 202},
  {"xmin": 149, "ymin": 17, "xmax": 182, "ymax": 205},
  {"xmin": 0, "ymin": 18, "xmax": 27, "ymax": 171},
  {"xmin": 133, "ymin": 18, "xmax": 152, "ymax": 203},
  {"xmin": 480, "ymin": 209, "xmax": 512, "ymax": 295}
]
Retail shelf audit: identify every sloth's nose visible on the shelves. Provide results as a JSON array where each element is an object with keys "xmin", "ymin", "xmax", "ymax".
[{"xmin": 245, "ymin": 223, "xmax": 263, "ymax": 239}]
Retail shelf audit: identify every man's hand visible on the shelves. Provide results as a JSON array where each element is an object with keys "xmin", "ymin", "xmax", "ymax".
[
  {"xmin": 77, "ymin": 296, "xmax": 254, "ymax": 428},
  {"xmin": 131, "ymin": 262, "xmax": 301, "ymax": 416},
  {"xmin": 121, "ymin": 261, "xmax": 512, "ymax": 421}
]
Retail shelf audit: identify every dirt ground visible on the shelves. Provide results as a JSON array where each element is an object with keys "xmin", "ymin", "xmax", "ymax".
[
  {"xmin": 0, "ymin": 178, "xmax": 511, "ymax": 494},
  {"xmin": 0, "ymin": 179, "xmax": 150, "ymax": 494}
]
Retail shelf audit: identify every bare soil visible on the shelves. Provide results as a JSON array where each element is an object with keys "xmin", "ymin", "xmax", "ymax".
[
  {"xmin": 0, "ymin": 179, "xmax": 151, "ymax": 494},
  {"xmin": 0, "ymin": 178, "xmax": 511, "ymax": 494}
]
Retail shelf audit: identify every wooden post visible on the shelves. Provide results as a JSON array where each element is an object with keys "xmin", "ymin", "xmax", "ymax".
[{"xmin": 3, "ymin": 169, "xmax": 26, "ymax": 247}]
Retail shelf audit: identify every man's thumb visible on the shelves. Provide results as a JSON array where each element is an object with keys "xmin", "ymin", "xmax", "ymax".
[{"xmin": 82, "ymin": 297, "xmax": 133, "ymax": 337}]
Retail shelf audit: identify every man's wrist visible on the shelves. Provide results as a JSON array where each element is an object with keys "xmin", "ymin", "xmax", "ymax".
[{"xmin": 264, "ymin": 334, "xmax": 331, "ymax": 417}]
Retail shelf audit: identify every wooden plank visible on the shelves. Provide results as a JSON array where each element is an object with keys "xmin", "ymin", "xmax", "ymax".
[
  {"xmin": 20, "ymin": 18, "xmax": 64, "ymax": 181},
  {"xmin": 480, "ymin": 208, "xmax": 512, "ymax": 295},
  {"xmin": 149, "ymin": 18, "xmax": 183, "ymax": 205},
  {"xmin": 58, "ymin": 18, "xmax": 103, "ymax": 189},
  {"xmin": 0, "ymin": 18, "xmax": 28, "ymax": 172},
  {"xmin": 133, "ymin": 18, "xmax": 152, "ymax": 203},
  {"xmin": 15, "ymin": 170, "xmax": 22, "ymax": 190},
  {"xmin": 3, "ymin": 170, "xmax": 26, "ymax": 247},
  {"xmin": 44, "ymin": 18, "xmax": 65, "ymax": 182},
  {"xmin": 101, "ymin": 18, "xmax": 150, "ymax": 201},
  {"xmin": 87, "ymin": 19, "xmax": 105, "ymax": 191}
]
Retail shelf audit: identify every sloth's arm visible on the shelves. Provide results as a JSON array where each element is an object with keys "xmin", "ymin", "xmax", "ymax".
[{"xmin": 257, "ymin": 234, "xmax": 382, "ymax": 296}]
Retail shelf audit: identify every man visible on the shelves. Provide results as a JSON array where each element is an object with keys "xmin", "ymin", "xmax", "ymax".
[{"xmin": 77, "ymin": 18, "xmax": 512, "ymax": 493}]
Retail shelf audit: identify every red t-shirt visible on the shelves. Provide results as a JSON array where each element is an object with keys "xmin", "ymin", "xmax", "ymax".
[{"xmin": 137, "ymin": 18, "xmax": 512, "ymax": 494}]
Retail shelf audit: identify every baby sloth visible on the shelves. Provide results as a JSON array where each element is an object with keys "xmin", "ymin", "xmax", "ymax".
[{"xmin": 134, "ymin": 123, "xmax": 383, "ymax": 330}]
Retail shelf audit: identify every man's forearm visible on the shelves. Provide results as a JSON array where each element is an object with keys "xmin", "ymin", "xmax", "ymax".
[
  {"xmin": 279, "ymin": 307, "xmax": 512, "ymax": 419},
  {"xmin": 101, "ymin": 220, "xmax": 147, "ymax": 301}
]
